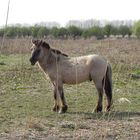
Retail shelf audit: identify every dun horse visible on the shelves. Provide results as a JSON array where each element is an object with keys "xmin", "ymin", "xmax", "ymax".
[{"xmin": 29, "ymin": 40, "xmax": 112, "ymax": 113}]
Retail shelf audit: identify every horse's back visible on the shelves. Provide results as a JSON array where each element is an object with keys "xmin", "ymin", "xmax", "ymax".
[{"xmin": 60, "ymin": 54, "xmax": 107, "ymax": 84}]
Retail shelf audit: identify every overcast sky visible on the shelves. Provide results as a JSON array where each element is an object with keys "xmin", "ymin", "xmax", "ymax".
[{"xmin": 0, "ymin": 0, "xmax": 140, "ymax": 26}]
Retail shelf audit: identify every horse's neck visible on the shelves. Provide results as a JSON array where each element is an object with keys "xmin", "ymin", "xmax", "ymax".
[
  {"xmin": 38, "ymin": 50, "xmax": 58, "ymax": 71},
  {"xmin": 38, "ymin": 59, "xmax": 47, "ymax": 71}
]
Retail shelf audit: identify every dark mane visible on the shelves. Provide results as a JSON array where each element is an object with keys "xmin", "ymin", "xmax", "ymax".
[
  {"xmin": 32, "ymin": 40, "xmax": 50, "ymax": 49},
  {"xmin": 42, "ymin": 41, "xmax": 50, "ymax": 49},
  {"xmin": 40, "ymin": 41, "xmax": 68, "ymax": 57},
  {"xmin": 51, "ymin": 49, "xmax": 68, "ymax": 57},
  {"xmin": 32, "ymin": 40, "xmax": 68, "ymax": 57}
]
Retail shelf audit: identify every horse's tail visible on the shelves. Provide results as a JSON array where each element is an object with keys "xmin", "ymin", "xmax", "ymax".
[{"xmin": 104, "ymin": 63, "xmax": 112, "ymax": 104}]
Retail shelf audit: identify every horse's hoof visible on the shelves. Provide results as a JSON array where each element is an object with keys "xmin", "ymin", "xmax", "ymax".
[
  {"xmin": 106, "ymin": 107, "xmax": 111, "ymax": 112},
  {"xmin": 106, "ymin": 105, "xmax": 113, "ymax": 112},
  {"xmin": 58, "ymin": 109, "xmax": 63, "ymax": 114},
  {"xmin": 62, "ymin": 105, "xmax": 68, "ymax": 113},
  {"xmin": 58, "ymin": 105, "xmax": 68, "ymax": 114},
  {"xmin": 58, "ymin": 108, "xmax": 64, "ymax": 114},
  {"xmin": 94, "ymin": 106, "xmax": 102, "ymax": 113},
  {"xmin": 53, "ymin": 105, "xmax": 60, "ymax": 112}
]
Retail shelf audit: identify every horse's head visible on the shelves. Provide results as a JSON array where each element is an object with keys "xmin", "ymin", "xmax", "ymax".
[{"xmin": 29, "ymin": 40, "xmax": 50, "ymax": 65}]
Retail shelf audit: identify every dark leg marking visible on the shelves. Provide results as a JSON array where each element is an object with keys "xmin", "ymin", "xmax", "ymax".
[
  {"xmin": 59, "ymin": 88, "xmax": 68, "ymax": 113},
  {"xmin": 53, "ymin": 88, "xmax": 60, "ymax": 112},
  {"xmin": 94, "ymin": 87, "xmax": 103, "ymax": 113}
]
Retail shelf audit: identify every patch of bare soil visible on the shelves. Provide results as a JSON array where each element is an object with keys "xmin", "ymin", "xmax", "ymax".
[{"xmin": 0, "ymin": 116, "xmax": 139, "ymax": 140}]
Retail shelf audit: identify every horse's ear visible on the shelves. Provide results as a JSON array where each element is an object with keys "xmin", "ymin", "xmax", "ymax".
[
  {"xmin": 31, "ymin": 39, "xmax": 37, "ymax": 44},
  {"xmin": 31, "ymin": 39, "xmax": 42, "ymax": 47}
]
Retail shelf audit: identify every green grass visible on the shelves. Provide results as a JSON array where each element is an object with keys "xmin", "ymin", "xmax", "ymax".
[
  {"xmin": 0, "ymin": 39, "xmax": 140, "ymax": 139},
  {"xmin": 0, "ymin": 54, "xmax": 139, "ymax": 124}
]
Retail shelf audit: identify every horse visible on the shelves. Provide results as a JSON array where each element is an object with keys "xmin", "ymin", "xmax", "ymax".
[{"xmin": 29, "ymin": 40, "xmax": 112, "ymax": 114}]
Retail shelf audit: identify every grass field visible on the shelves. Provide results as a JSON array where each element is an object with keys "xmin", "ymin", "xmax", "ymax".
[{"xmin": 0, "ymin": 38, "xmax": 140, "ymax": 139}]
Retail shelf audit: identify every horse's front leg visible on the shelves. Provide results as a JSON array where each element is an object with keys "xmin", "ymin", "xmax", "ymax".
[
  {"xmin": 53, "ymin": 88, "xmax": 60, "ymax": 112},
  {"xmin": 59, "ymin": 87, "xmax": 68, "ymax": 113},
  {"xmin": 53, "ymin": 86, "xmax": 68, "ymax": 113}
]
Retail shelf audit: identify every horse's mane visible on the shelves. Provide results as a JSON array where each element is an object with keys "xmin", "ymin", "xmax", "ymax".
[
  {"xmin": 32, "ymin": 40, "xmax": 68, "ymax": 57},
  {"xmin": 51, "ymin": 48, "xmax": 68, "ymax": 57},
  {"xmin": 32, "ymin": 39, "xmax": 50, "ymax": 49},
  {"xmin": 42, "ymin": 41, "xmax": 50, "ymax": 49}
]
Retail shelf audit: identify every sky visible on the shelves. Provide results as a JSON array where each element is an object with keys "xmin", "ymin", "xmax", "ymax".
[{"xmin": 0, "ymin": 0, "xmax": 140, "ymax": 27}]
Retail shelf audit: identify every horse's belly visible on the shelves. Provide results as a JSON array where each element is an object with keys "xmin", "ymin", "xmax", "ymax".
[{"xmin": 62, "ymin": 69, "xmax": 89, "ymax": 84}]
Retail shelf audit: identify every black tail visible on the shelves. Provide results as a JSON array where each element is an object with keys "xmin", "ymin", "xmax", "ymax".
[
  {"xmin": 105, "ymin": 64, "xmax": 112, "ymax": 95},
  {"xmin": 104, "ymin": 63, "xmax": 112, "ymax": 108}
]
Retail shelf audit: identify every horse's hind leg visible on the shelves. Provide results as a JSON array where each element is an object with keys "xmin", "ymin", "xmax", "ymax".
[
  {"xmin": 94, "ymin": 86, "xmax": 103, "ymax": 112},
  {"xmin": 92, "ymin": 77, "xmax": 104, "ymax": 112},
  {"xmin": 104, "ymin": 78, "xmax": 112, "ymax": 112},
  {"xmin": 105, "ymin": 92, "xmax": 112, "ymax": 112}
]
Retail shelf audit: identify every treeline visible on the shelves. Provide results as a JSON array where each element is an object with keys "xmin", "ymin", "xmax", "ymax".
[{"xmin": 0, "ymin": 20, "xmax": 140, "ymax": 39}]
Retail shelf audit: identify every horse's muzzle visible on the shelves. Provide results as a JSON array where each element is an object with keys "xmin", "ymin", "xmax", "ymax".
[{"xmin": 29, "ymin": 57, "xmax": 36, "ymax": 65}]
